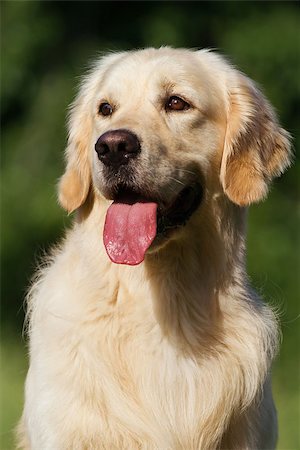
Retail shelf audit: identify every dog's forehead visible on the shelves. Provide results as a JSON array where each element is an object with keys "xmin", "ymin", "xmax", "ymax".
[{"xmin": 99, "ymin": 49, "xmax": 214, "ymax": 98}]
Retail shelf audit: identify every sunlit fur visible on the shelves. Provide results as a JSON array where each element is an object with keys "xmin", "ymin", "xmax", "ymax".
[{"xmin": 18, "ymin": 48, "xmax": 291, "ymax": 450}]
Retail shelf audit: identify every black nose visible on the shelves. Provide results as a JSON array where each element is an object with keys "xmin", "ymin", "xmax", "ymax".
[{"xmin": 95, "ymin": 129, "xmax": 141, "ymax": 167}]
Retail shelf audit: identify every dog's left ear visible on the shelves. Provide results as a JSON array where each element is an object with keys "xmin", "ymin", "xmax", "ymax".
[{"xmin": 220, "ymin": 73, "xmax": 292, "ymax": 206}]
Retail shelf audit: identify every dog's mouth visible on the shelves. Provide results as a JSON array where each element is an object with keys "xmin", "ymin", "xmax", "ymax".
[{"xmin": 103, "ymin": 182, "xmax": 203, "ymax": 266}]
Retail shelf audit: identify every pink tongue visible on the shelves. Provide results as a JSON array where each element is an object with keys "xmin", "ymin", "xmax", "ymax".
[{"xmin": 103, "ymin": 201, "xmax": 158, "ymax": 265}]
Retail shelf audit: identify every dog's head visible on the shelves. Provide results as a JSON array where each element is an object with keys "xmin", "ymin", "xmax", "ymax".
[{"xmin": 58, "ymin": 48, "xmax": 291, "ymax": 265}]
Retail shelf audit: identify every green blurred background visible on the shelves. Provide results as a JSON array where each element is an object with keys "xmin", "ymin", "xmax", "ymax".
[{"xmin": 1, "ymin": 2, "xmax": 299, "ymax": 449}]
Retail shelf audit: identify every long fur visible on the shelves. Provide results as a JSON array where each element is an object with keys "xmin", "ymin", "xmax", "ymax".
[{"xmin": 17, "ymin": 47, "xmax": 291, "ymax": 450}]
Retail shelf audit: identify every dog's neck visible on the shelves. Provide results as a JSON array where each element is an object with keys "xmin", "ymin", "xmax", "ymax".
[
  {"xmin": 77, "ymin": 194, "xmax": 248, "ymax": 351},
  {"xmin": 145, "ymin": 199, "xmax": 247, "ymax": 351}
]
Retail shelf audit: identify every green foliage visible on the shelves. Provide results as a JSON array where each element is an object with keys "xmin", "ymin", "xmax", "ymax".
[
  {"xmin": 0, "ymin": 331, "xmax": 27, "ymax": 450},
  {"xmin": 1, "ymin": 2, "xmax": 299, "ymax": 449}
]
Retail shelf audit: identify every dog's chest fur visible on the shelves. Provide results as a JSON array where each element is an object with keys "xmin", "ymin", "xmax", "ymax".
[
  {"xmin": 36, "ymin": 285, "xmax": 207, "ymax": 447},
  {"xmin": 29, "ymin": 272, "xmax": 218, "ymax": 448}
]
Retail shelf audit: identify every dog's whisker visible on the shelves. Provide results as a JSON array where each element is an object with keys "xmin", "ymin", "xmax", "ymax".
[
  {"xmin": 167, "ymin": 176, "xmax": 185, "ymax": 187},
  {"xmin": 173, "ymin": 168, "xmax": 197, "ymax": 176}
]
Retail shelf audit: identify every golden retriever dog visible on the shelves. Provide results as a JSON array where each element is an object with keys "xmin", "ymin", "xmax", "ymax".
[{"xmin": 18, "ymin": 47, "xmax": 292, "ymax": 450}]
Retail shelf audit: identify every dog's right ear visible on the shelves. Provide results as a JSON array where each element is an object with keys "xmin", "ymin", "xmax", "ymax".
[{"xmin": 58, "ymin": 92, "xmax": 92, "ymax": 214}]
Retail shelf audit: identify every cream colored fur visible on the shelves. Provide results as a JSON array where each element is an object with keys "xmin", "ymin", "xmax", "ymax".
[{"xmin": 18, "ymin": 48, "xmax": 291, "ymax": 450}]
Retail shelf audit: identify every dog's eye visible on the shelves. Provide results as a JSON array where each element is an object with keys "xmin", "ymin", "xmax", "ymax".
[
  {"xmin": 166, "ymin": 96, "xmax": 190, "ymax": 111},
  {"xmin": 98, "ymin": 102, "xmax": 113, "ymax": 116}
]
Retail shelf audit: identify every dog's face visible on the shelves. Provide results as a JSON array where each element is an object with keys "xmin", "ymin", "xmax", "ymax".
[
  {"xmin": 59, "ymin": 48, "xmax": 291, "ymax": 264},
  {"xmin": 91, "ymin": 50, "xmax": 224, "ymax": 201}
]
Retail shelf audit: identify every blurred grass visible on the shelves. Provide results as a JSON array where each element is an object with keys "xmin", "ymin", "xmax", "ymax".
[{"xmin": 0, "ymin": 332, "xmax": 27, "ymax": 450}]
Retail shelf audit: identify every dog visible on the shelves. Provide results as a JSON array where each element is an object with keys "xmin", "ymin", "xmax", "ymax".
[{"xmin": 18, "ymin": 47, "xmax": 292, "ymax": 449}]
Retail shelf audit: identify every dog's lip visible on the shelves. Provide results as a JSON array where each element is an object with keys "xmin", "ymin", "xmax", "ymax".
[
  {"xmin": 112, "ymin": 182, "xmax": 203, "ymax": 233},
  {"xmin": 157, "ymin": 182, "xmax": 203, "ymax": 233},
  {"xmin": 111, "ymin": 188, "xmax": 151, "ymax": 205}
]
